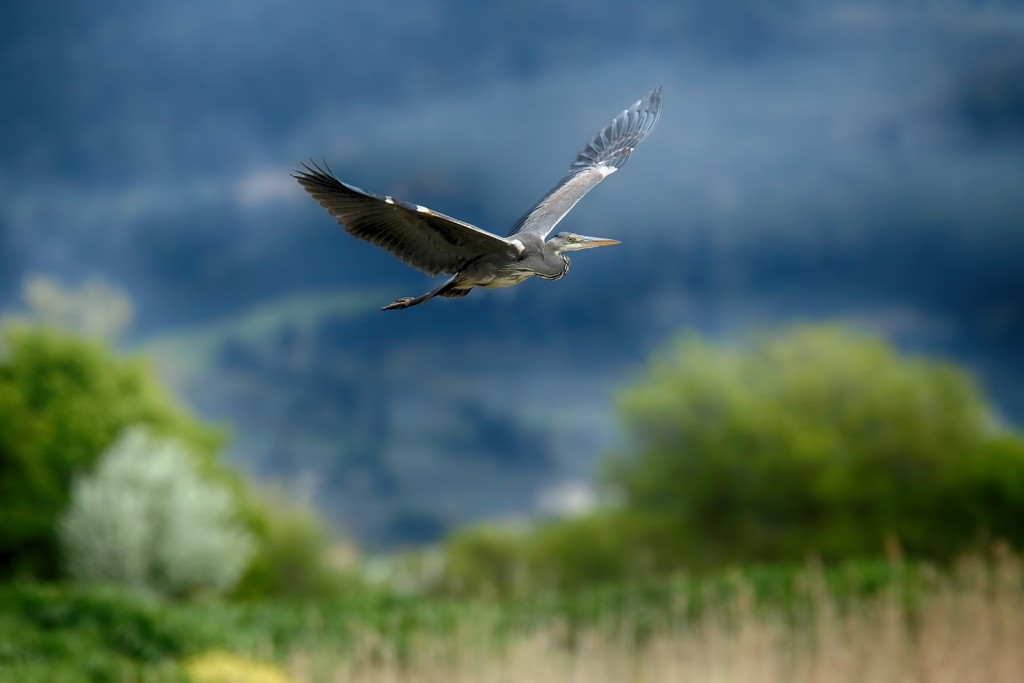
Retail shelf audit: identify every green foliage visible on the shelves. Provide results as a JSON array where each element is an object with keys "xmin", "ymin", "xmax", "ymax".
[
  {"xmin": 440, "ymin": 324, "xmax": 1024, "ymax": 596},
  {"xmin": 440, "ymin": 525, "xmax": 529, "ymax": 598},
  {"xmin": 233, "ymin": 490, "xmax": 358, "ymax": 601},
  {"xmin": 522, "ymin": 511, "xmax": 663, "ymax": 592},
  {"xmin": 0, "ymin": 582, "xmax": 214, "ymax": 682},
  {"xmin": 60, "ymin": 428, "xmax": 254, "ymax": 599},
  {"xmin": 0, "ymin": 324, "xmax": 224, "ymax": 580},
  {"xmin": 439, "ymin": 512, "xmax": 664, "ymax": 598},
  {"xmin": 0, "ymin": 322, "xmax": 356, "ymax": 601},
  {"xmin": 20, "ymin": 274, "xmax": 134, "ymax": 342},
  {"xmin": 607, "ymin": 324, "xmax": 1024, "ymax": 568},
  {"xmin": 945, "ymin": 435, "xmax": 1024, "ymax": 544}
]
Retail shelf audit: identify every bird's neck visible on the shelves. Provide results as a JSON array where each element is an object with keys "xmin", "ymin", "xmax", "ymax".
[{"xmin": 540, "ymin": 245, "xmax": 571, "ymax": 280}]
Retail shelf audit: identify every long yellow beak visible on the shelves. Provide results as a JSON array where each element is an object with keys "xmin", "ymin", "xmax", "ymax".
[{"xmin": 577, "ymin": 236, "xmax": 621, "ymax": 248}]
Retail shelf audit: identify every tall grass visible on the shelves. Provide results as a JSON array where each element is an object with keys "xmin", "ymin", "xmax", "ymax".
[
  {"xmin": 291, "ymin": 553, "xmax": 1024, "ymax": 683},
  {"xmin": 2, "ymin": 553, "xmax": 1021, "ymax": 682}
]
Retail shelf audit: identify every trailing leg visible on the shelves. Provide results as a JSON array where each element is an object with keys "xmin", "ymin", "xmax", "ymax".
[{"xmin": 381, "ymin": 275, "xmax": 469, "ymax": 311}]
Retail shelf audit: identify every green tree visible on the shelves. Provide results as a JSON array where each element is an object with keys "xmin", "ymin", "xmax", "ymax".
[
  {"xmin": 520, "ymin": 510, "xmax": 661, "ymax": 593},
  {"xmin": 438, "ymin": 512, "xmax": 661, "ymax": 597},
  {"xmin": 232, "ymin": 488, "xmax": 357, "ymax": 600},
  {"xmin": 440, "ymin": 524, "xmax": 529, "ymax": 599},
  {"xmin": 0, "ymin": 324, "xmax": 223, "ymax": 579},
  {"xmin": 607, "ymin": 324, "xmax": 1024, "ymax": 568}
]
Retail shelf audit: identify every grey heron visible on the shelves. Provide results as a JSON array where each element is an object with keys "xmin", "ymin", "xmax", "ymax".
[{"xmin": 294, "ymin": 87, "xmax": 662, "ymax": 311}]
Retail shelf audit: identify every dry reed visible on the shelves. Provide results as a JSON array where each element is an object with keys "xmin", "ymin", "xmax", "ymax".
[{"xmin": 289, "ymin": 553, "xmax": 1024, "ymax": 683}]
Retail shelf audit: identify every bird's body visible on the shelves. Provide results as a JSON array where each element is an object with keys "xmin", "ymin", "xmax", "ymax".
[
  {"xmin": 463, "ymin": 233, "xmax": 570, "ymax": 286},
  {"xmin": 294, "ymin": 88, "xmax": 661, "ymax": 310}
]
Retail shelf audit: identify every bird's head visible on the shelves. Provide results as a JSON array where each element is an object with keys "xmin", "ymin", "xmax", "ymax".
[{"xmin": 548, "ymin": 232, "xmax": 621, "ymax": 253}]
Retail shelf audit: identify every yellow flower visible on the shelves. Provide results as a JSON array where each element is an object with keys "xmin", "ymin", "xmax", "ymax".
[{"xmin": 184, "ymin": 650, "xmax": 292, "ymax": 683}]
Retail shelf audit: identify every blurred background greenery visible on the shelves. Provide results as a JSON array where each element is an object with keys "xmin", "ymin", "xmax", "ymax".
[{"xmin": 2, "ymin": 295, "xmax": 1024, "ymax": 680}]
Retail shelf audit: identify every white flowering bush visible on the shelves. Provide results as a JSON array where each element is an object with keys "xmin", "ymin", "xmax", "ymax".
[{"xmin": 60, "ymin": 427, "xmax": 254, "ymax": 599}]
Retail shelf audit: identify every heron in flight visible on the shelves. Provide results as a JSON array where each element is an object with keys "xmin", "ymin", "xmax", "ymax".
[{"xmin": 294, "ymin": 87, "xmax": 662, "ymax": 311}]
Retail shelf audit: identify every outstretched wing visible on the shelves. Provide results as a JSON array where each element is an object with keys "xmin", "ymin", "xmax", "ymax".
[
  {"xmin": 509, "ymin": 87, "xmax": 662, "ymax": 239},
  {"xmin": 294, "ymin": 161, "xmax": 518, "ymax": 276}
]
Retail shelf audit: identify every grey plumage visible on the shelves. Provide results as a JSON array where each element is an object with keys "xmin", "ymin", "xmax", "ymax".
[
  {"xmin": 294, "ymin": 87, "xmax": 662, "ymax": 311},
  {"xmin": 510, "ymin": 87, "xmax": 662, "ymax": 239}
]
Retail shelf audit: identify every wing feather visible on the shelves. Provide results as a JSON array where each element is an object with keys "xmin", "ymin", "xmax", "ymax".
[
  {"xmin": 509, "ymin": 87, "xmax": 662, "ymax": 238},
  {"xmin": 293, "ymin": 162, "xmax": 516, "ymax": 276}
]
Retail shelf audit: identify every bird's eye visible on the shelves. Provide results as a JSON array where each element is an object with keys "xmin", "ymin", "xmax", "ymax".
[{"xmin": 567, "ymin": 235, "xmax": 577, "ymax": 243}]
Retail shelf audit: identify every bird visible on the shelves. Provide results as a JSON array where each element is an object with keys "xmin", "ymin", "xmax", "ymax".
[{"xmin": 294, "ymin": 87, "xmax": 662, "ymax": 311}]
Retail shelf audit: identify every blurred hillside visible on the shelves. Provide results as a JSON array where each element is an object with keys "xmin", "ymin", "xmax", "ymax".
[{"xmin": 2, "ymin": 0, "xmax": 1023, "ymax": 547}]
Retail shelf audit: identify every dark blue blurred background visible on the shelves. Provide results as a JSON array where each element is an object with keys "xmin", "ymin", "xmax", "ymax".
[{"xmin": 3, "ymin": 0, "xmax": 1023, "ymax": 547}]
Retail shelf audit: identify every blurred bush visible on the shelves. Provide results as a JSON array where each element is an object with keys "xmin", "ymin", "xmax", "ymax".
[
  {"xmin": 0, "ymin": 321, "xmax": 355, "ymax": 600},
  {"xmin": 439, "ymin": 512, "xmax": 678, "ymax": 597},
  {"xmin": 0, "ymin": 324, "xmax": 224, "ymax": 580},
  {"xmin": 440, "ymin": 524, "xmax": 529, "ymax": 599},
  {"xmin": 20, "ymin": 275, "xmax": 133, "ymax": 342},
  {"xmin": 607, "ymin": 324, "xmax": 1024, "ymax": 568},
  {"xmin": 522, "ymin": 510, "xmax": 661, "ymax": 592},
  {"xmin": 0, "ymin": 581, "xmax": 216, "ymax": 682},
  {"xmin": 440, "ymin": 324, "xmax": 1024, "ymax": 595},
  {"xmin": 60, "ymin": 428, "xmax": 254, "ymax": 599},
  {"xmin": 232, "ymin": 488, "xmax": 359, "ymax": 601}
]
